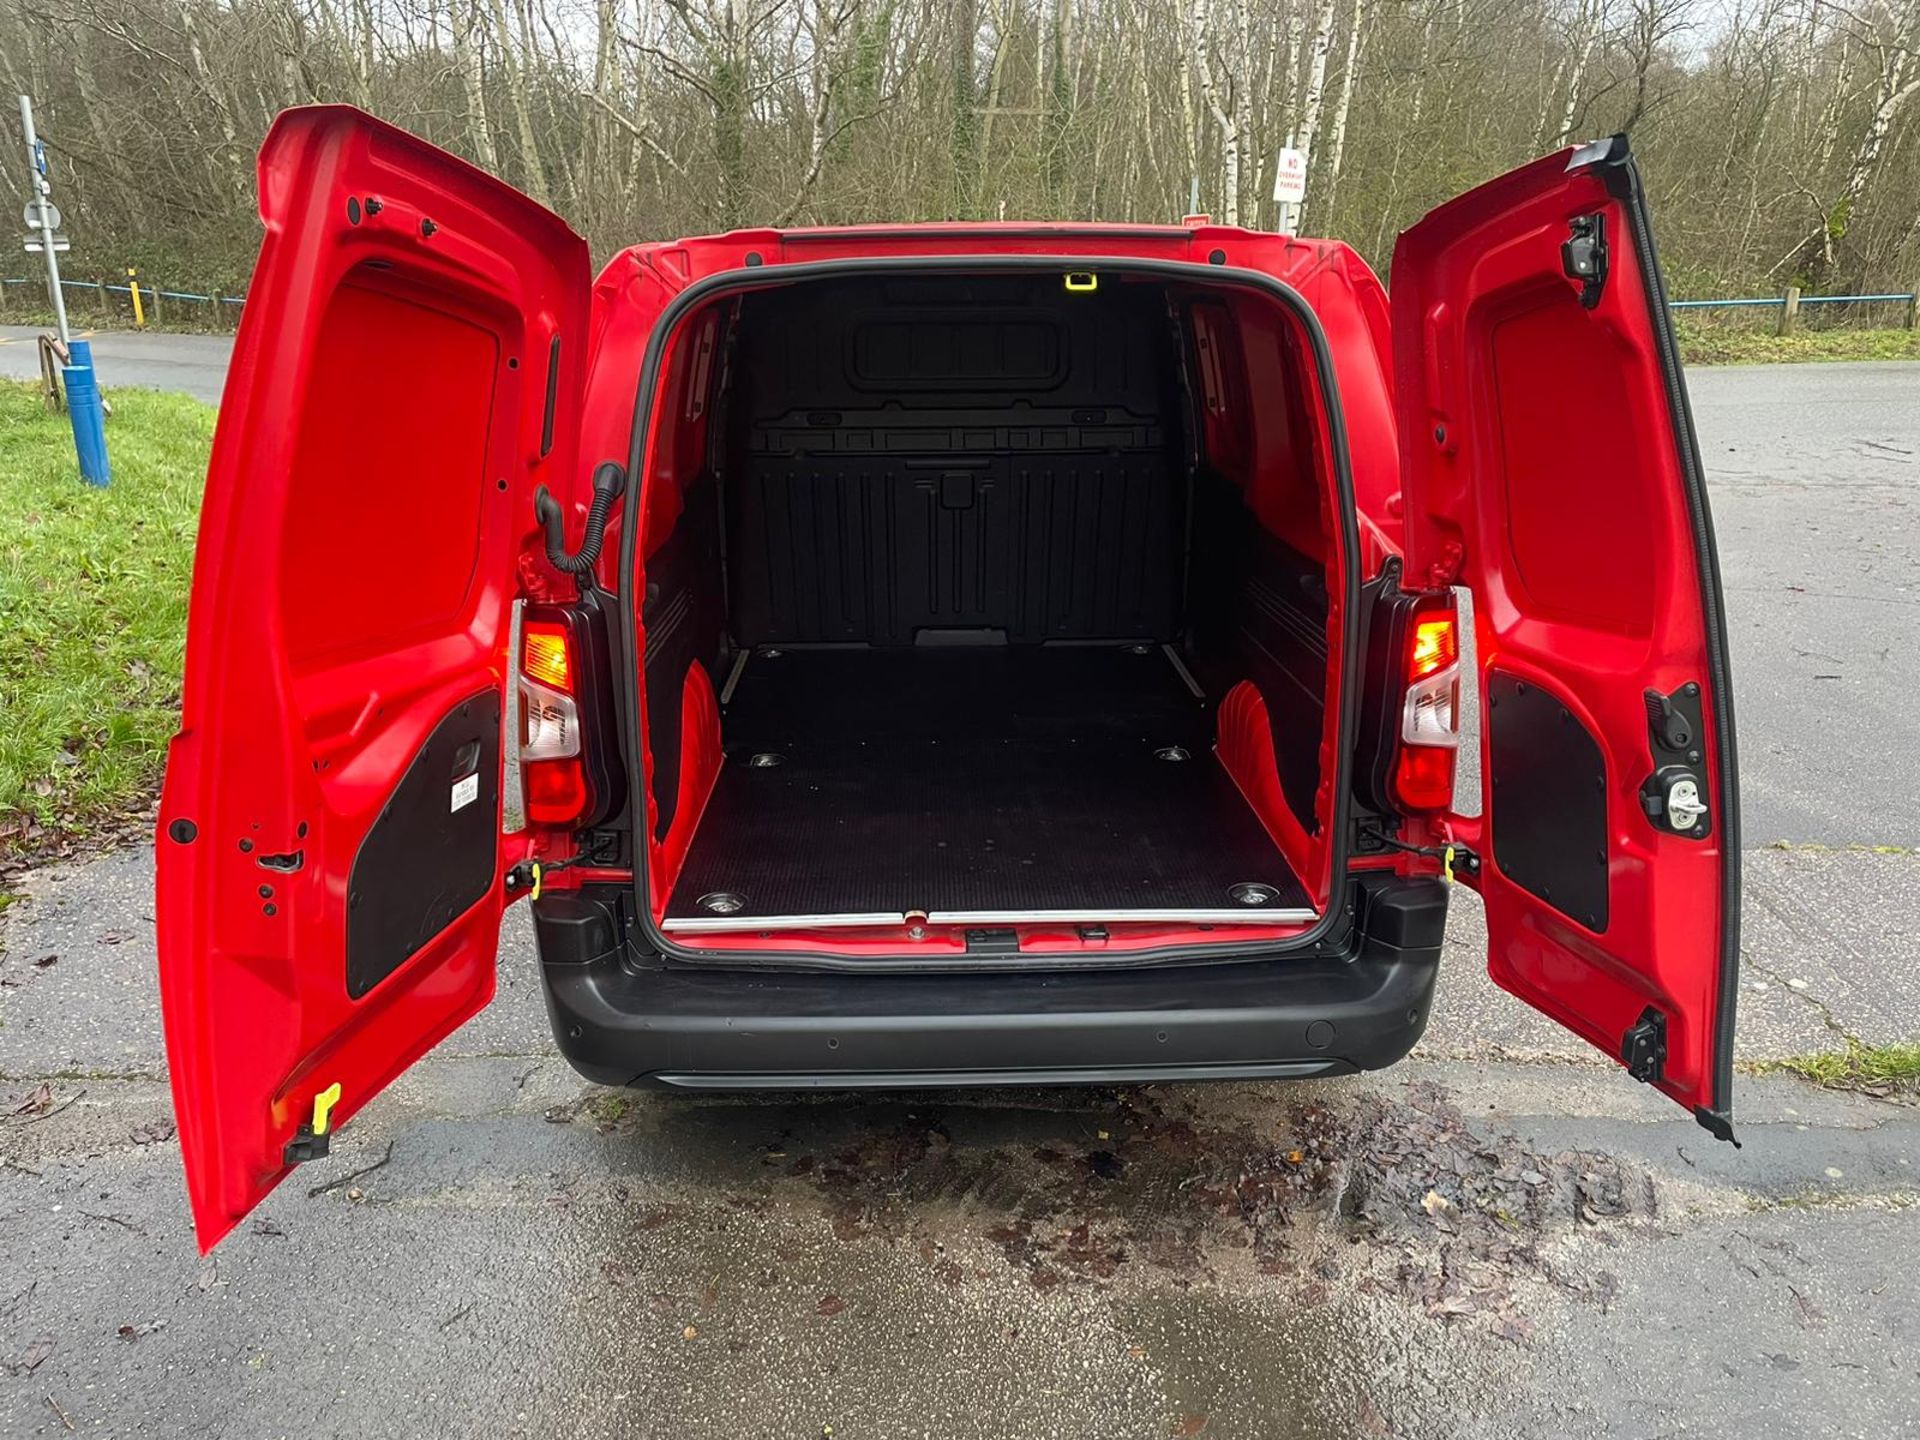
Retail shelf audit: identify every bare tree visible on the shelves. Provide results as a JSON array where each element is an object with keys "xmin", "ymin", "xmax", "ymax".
[{"xmin": 0, "ymin": 0, "xmax": 1913, "ymax": 301}]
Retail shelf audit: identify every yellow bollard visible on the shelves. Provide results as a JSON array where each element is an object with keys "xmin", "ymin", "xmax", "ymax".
[{"xmin": 127, "ymin": 267, "xmax": 145, "ymax": 329}]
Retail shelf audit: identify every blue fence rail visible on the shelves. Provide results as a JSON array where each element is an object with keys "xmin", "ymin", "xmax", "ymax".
[
  {"xmin": 1671, "ymin": 294, "xmax": 1917, "ymax": 309},
  {"xmin": 1, "ymin": 276, "xmax": 245, "ymax": 307},
  {"xmin": 1664, "ymin": 286, "xmax": 1917, "ymax": 332},
  {"xmin": 6, "ymin": 275, "xmax": 1917, "ymax": 329}
]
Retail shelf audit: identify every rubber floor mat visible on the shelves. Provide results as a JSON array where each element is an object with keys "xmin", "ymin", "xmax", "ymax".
[{"xmin": 666, "ymin": 647, "xmax": 1311, "ymax": 929}]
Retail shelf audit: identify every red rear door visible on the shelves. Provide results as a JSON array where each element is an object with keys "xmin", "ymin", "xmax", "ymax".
[
  {"xmin": 1391, "ymin": 137, "xmax": 1741, "ymax": 1139},
  {"xmin": 156, "ymin": 106, "xmax": 589, "ymax": 1249}
]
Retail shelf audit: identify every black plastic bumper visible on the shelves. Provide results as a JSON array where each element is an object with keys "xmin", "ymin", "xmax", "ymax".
[{"xmin": 533, "ymin": 874, "xmax": 1447, "ymax": 1089}]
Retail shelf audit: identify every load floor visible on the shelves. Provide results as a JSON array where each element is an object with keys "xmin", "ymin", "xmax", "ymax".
[{"xmin": 662, "ymin": 647, "xmax": 1313, "ymax": 932}]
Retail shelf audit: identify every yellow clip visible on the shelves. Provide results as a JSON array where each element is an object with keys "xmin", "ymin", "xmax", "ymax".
[
  {"xmin": 311, "ymin": 1081, "xmax": 342, "ymax": 1137},
  {"xmin": 1064, "ymin": 271, "xmax": 1098, "ymax": 293},
  {"xmin": 1442, "ymin": 845, "xmax": 1456, "ymax": 884},
  {"xmin": 529, "ymin": 861, "xmax": 544, "ymax": 902}
]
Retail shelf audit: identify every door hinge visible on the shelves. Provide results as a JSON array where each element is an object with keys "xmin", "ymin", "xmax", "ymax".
[
  {"xmin": 1561, "ymin": 213, "xmax": 1608, "ymax": 309},
  {"xmin": 1639, "ymin": 684, "xmax": 1711, "ymax": 838},
  {"xmin": 1620, "ymin": 1006, "xmax": 1667, "ymax": 1084}
]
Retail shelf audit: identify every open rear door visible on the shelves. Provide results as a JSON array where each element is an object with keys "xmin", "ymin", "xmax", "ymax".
[
  {"xmin": 156, "ymin": 106, "xmax": 589, "ymax": 1248},
  {"xmin": 1391, "ymin": 137, "xmax": 1741, "ymax": 1139}
]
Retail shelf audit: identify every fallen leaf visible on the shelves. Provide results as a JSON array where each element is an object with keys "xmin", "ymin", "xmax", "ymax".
[
  {"xmin": 681, "ymin": 1325, "xmax": 699, "ymax": 1340},
  {"xmin": 1173, "ymin": 1415, "xmax": 1209, "ymax": 1436},
  {"xmin": 13, "ymin": 1338, "xmax": 52, "ymax": 1373},
  {"xmin": 116, "ymin": 1319, "xmax": 166, "ymax": 1342},
  {"xmin": 10, "ymin": 1083, "xmax": 53, "ymax": 1117},
  {"xmin": 816, "ymin": 1294, "xmax": 846, "ymax": 1318},
  {"xmin": 1420, "ymin": 1189, "xmax": 1452, "ymax": 1216},
  {"xmin": 32, "ymin": 953, "xmax": 57, "ymax": 969}
]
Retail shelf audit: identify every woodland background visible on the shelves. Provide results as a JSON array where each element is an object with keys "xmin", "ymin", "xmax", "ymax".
[{"xmin": 1, "ymin": 0, "xmax": 1917, "ymax": 300}]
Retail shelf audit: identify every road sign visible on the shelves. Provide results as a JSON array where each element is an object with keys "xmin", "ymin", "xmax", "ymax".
[
  {"xmin": 1272, "ymin": 148, "xmax": 1307, "ymax": 205},
  {"xmin": 23, "ymin": 198, "xmax": 61, "ymax": 230},
  {"xmin": 24, "ymin": 234, "xmax": 70, "ymax": 253}
]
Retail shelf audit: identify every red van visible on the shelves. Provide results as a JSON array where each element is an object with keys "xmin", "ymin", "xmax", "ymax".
[{"xmin": 155, "ymin": 107, "xmax": 1739, "ymax": 1251}]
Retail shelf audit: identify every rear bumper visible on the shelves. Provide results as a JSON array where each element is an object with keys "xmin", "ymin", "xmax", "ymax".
[{"xmin": 534, "ymin": 875, "xmax": 1447, "ymax": 1089}]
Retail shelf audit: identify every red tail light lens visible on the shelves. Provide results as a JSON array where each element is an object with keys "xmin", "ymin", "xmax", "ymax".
[
  {"xmin": 523, "ymin": 753, "xmax": 589, "ymax": 819},
  {"xmin": 519, "ymin": 618, "xmax": 587, "ymax": 824},
  {"xmin": 1393, "ymin": 601, "xmax": 1461, "ymax": 813}
]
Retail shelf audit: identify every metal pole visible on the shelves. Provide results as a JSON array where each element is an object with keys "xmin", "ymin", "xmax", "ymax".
[{"xmin": 17, "ymin": 95, "xmax": 71, "ymax": 346}]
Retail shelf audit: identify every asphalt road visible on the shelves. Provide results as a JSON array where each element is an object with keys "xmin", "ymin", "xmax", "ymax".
[
  {"xmin": 0, "ymin": 325, "xmax": 232, "ymax": 405},
  {"xmin": 2, "ymin": 354, "xmax": 1918, "ymax": 1437}
]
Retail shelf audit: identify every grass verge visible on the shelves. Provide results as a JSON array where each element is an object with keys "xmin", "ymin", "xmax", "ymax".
[
  {"xmin": 1676, "ymin": 323, "xmax": 1920, "ymax": 366},
  {"xmin": 1769, "ymin": 1042, "xmax": 1920, "ymax": 1096},
  {"xmin": 0, "ymin": 380, "xmax": 211, "ymax": 864}
]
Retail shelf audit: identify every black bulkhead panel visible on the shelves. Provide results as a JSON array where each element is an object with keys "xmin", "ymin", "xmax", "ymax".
[{"xmin": 724, "ymin": 275, "xmax": 1186, "ymax": 646}]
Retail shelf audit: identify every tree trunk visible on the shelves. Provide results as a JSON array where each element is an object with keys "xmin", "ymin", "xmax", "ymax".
[
  {"xmin": 1321, "ymin": 0, "xmax": 1366, "ymax": 227},
  {"xmin": 1554, "ymin": 0, "xmax": 1601, "ymax": 148},
  {"xmin": 1190, "ymin": 0, "xmax": 1240, "ymax": 225},
  {"xmin": 457, "ymin": 0, "xmax": 500, "ymax": 173},
  {"xmin": 1293, "ymin": 0, "xmax": 1335, "ymax": 230},
  {"xmin": 951, "ymin": 0, "xmax": 981, "ymax": 215},
  {"xmin": 486, "ymin": 0, "xmax": 551, "ymax": 200},
  {"xmin": 178, "ymin": 0, "xmax": 242, "ymax": 183}
]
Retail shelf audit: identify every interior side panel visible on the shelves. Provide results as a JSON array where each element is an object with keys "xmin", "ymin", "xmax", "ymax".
[
  {"xmin": 1188, "ymin": 472, "xmax": 1330, "ymax": 834},
  {"xmin": 640, "ymin": 471, "xmax": 726, "ymax": 839}
]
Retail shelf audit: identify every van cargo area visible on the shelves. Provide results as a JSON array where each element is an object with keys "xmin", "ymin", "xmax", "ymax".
[{"xmin": 636, "ymin": 268, "xmax": 1346, "ymax": 949}]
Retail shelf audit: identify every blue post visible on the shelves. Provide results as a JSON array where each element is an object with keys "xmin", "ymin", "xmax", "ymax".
[{"xmin": 63, "ymin": 338, "xmax": 110, "ymax": 487}]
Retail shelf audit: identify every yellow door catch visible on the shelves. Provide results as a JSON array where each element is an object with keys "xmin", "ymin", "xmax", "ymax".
[
  {"xmin": 285, "ymin": 1081, "xmax": 343, "ymax": 1165},
  {"xmin": 312, "ymin": 1081, "xmax": 342, "ymax": 1137}
]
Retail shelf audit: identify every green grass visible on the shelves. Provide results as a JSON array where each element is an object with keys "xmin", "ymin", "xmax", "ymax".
[
  {"xmin": 0, "ymin": 380, "xmax": 212, "ymax": 860},
  {"xmin": 1771, "ymin": 1042, "xmax": 1920, "ymax": 1094},
  {"xmin": 1677, "ymin": 323, "xmax": 1920, "ymax": 366}
]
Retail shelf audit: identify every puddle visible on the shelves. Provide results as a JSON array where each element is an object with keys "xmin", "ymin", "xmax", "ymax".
[
  {"xmin": 533, "ymin": 1078, "xmax": 1659, "ymax": 1435},
  {"xmin": 556, "ymin": 1078, "xmax": 1648, "ymax": 1332}
]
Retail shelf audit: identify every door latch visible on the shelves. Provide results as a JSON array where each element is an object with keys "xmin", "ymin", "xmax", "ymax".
[
  {"xmin": 1639, "ymin": 685, "xmax": 1711, "ymax": 838},
  {"xmin": 1620, "ymin": 1007, "xmax": 1667, "ymax": 1084},
  {"xmin": 1561, "ymin": 213, "xmax": 1608, "ymax": 309},
  {"xmin": 1664, "ymin": 777, "xmax": 1708, "ymax": 830},
  {"xmin": 284, "ymin": 1081, "xmax": 342, "ymax": 1165}
]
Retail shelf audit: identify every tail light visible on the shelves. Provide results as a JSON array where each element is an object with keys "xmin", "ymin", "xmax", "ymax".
[
  {"xmin": 1392, "ymin": 599, "xmax": 1461, "ymax": 812},
  {"xmin": 519, "ymin": 616, "xmax": 590, "ymax": 824}
]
